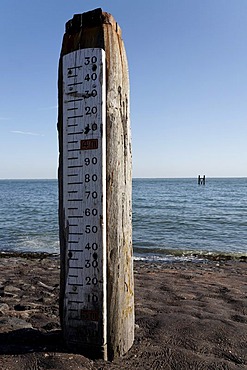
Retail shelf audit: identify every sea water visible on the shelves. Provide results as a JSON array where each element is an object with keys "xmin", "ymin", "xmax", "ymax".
[
  {"xmin": 0, "ymin": 178, "xmax": 246, "ymax": 261},
  {"xmin": 133, "ymin": 178, "xmax": 247, "ymax": 261},
  {"xmin": 0, "ymin": 180, "xmax": 59, "ymax": 253}
]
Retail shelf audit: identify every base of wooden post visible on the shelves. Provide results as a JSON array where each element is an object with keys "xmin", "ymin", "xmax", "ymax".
[{"xmin": 64, "ymin": 341, "xmax": 108, "ymax": 361}]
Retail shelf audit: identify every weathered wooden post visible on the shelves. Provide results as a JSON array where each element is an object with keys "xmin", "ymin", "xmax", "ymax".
[{"xmin": 57, "ymin": 8, "xmax": 134, "ymax": 360}]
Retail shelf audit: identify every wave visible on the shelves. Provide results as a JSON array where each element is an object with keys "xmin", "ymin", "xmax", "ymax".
[{"xmin": 133, "ymin": 246, "xmax": 247, "ymax": 263}]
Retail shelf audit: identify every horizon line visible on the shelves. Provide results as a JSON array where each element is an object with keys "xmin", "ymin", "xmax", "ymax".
[{"xmin": 0, "ymin": 176, "xmax": 246, "ymax": 181}]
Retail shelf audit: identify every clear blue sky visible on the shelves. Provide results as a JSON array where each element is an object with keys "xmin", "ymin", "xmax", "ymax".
[{"xmin": 0, "ymin": 0, "xmax": 246, "ymax": 179}]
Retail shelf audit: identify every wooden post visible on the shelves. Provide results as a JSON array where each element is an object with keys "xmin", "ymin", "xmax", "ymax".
[
  {"xmin": 57, "ymin": 8, "xmax": 134, "ymax": 360},
  {"xmin": 198, "ymin": 175, "xmax": 206, "ymax": 185}
]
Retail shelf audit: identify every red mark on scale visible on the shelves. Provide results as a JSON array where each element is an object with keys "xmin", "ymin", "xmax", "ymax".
[{"xmin": 80, "ymin": 139, "xmax": 98, "ymax": 150}]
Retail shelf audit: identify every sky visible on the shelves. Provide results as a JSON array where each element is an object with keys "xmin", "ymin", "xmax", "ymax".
[{"xmin": 0, "ymin": 1, "xmax": 247, "ymax": 179}]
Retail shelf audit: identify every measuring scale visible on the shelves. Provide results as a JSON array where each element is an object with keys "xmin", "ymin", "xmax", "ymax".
[{"xmin": 62, "ymin": 48, "xmax": 107, "ymax": 355}]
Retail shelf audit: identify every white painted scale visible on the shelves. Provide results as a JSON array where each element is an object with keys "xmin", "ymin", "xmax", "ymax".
[{"xmin": 62, "ymin": 48, "xmax": 107, "ymax": 353}]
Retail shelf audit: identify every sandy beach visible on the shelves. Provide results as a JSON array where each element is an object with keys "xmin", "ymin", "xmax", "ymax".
[{"xmin": 0, "ymin": 253, "xmax": 246, "ymax": 369}]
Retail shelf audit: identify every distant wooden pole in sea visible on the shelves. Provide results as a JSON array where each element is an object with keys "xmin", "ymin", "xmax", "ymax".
[
  {"xmin": 57, "ymin": 8, "xmax": 134, "ymax": 361},
  {"xmin": 198, "ymin": 175, "xmax": 206, "ymax": 185}
]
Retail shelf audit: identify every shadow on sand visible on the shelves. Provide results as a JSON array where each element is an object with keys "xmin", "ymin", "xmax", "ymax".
[{"xmin": 0, "ymin": 328, "xmax": 64, "ymax": 355}]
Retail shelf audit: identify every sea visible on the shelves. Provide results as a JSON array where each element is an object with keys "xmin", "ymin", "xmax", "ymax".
[{"xmin": 0, "ymin": 178, "xmax": 246, "ymax": 262}]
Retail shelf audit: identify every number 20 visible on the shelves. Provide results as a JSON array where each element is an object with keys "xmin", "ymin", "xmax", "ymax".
[{"xmin": 85, "ymin": 106, "xmax": 97, "ymax": 115}]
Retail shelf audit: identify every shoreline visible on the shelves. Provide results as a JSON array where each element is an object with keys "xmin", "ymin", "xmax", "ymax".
[
  {"xmin": 0, "ymin": 254, "xmax": 246, "ymax": 369},
  {"xmin": 0, "ymin": 250, "xmax": 246, "ymax": 263}
]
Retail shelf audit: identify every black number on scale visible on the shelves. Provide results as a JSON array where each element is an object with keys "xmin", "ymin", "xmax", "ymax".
[
  {"xmin": 84, "ymin": 157, "xmax": 98, "ymax": 166},
  {"xmin": 87, "ymin": 294, "xmax": 98, "ymax": 303},
  {"xmin": 82, "ymin": 124, "xmax": 98, "ymax": 135},
  {"xmin": 92, "ymin": 260, "xmax": 98, "ymax": 268},
  {"xmin": 85, "ymin": 225, "xmax": 98, "ymax": 234},
  {"xmin": 86, "ymin": 277, "xmax": 98, "ymax": 285},
  {"xmin": 84, "ymin": 89, "xmax": 97, "ymax": 98},
  {"xmin": 85, "ymin": 242, "xmax": 98, "ymax": 251},
  {"xmin": 91, "ymin": 56, "xmax": 97, "ymax": 63},
  {"xmin": 85, "ymin": 208, "xmax": 98, "ymax": 216},
  {"xmin": 92, "ymin": 123, "xmax": 97, "ymax": 131},
  {"xmin": 85, "ymin": 106, "xmax": 97, "ymax": 115},
  {"xmin": 85, "ymin": 174, "xmax": 98, "ymax": 182},
  {"xmin": 84, "ymin": 56, "xmax": 97, "ymax": 65},
  {"xmin": 85, "ymin": 260, "xmax": 98, "ymax": 268},
  {"xmin": 84, "ymin": 73, "xmax": 97, "ymax": 81},
  {"xmin": 85, "ymin": 191, "xmax": 98, "ymax": 199}
]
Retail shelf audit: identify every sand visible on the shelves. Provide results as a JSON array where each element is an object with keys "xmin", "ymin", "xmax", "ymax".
[{"xmin": 0, "ymin": 253, "xmax": 246, "ymax": 369}]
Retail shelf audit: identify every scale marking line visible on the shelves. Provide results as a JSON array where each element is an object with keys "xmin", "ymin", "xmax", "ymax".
[
  {"xmin": 68, "ymin": 82, "xmax": 83, "ymax": 86},
  {"xmin": 68, "ymin": 215, "xmax": 84, "ymax": 219},
  {"xmin": 68, "ymin": 165, "xmax": 83, "ymax": 169},
  {"xmin": 68, "ymin": 283, "xmax": 84, "ymax": 287},
  {"xmin": 68, "ymin": 249, "xmax": 84, "ymax": 254},
  {"xmin": 67, "ymin": 91, "xmax": 78, "ymax": 95},
  {"xmin": 68, "ymin": 115, "xmax": 83, "ymax": 119},
  {"xmin": 67, "ymin": 181, "xmax": 83, "ymax": 185},
  {"xmin": 68, "ymin": 199, "xmax": 82, "ymax": 201},
  {"xmin": 67, "ymin": 99, "xmax": 83, "ymax": 103},
  {"xmin": 68, "ymin": 301, "xmax": 84, "ymax": 304},
  {"xmin": 67, "ymin": 65, "xmax": 82, "ymax": 70},
  {"xmin": 68, "ymin": 131, "xmax": 83, "ymax": 135},
  {"xmin": 67, "ymin": 107, "xmax": 79, "ymax": 111}
]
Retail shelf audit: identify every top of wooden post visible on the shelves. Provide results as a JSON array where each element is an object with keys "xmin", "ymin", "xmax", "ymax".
[{"xmin": 65, "ymin": 8, "xmax": 122, "ymax": 38}]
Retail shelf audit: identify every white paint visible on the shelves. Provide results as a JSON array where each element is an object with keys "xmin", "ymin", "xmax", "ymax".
[{"xmin": 62, "ymin": 49, "xmax": 106, "ymax": 353}]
